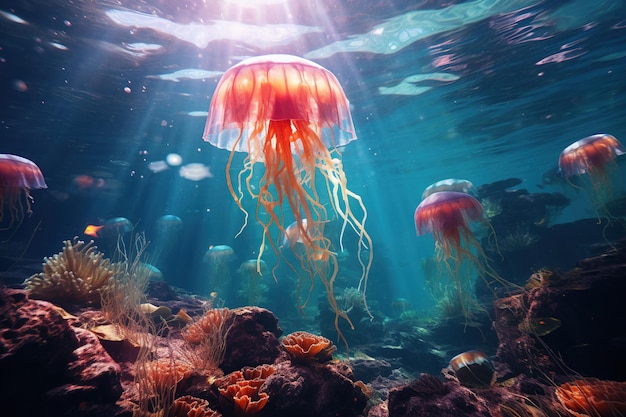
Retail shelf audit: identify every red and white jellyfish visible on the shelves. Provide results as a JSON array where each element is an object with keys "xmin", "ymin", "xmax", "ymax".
[
  {"xmin": 0, "ymin": 154, "xmax": 47, "ymax": 229},
  {"xmin": 203, "ymin": 54, "xmax": 373, "ymax": 338},
  {"xmin": 415, "ymin": 191, "xmax": 506, "ymax": 318},
  {"xmin": 558, "ymin": 134, "xmax": 625, "ymax": 217}
]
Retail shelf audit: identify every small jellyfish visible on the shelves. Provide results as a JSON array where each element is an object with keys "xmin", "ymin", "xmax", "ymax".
[
  {"xmin": 237, "ymin": 259, "xmax": 269, "ymax": 306},
  {"xmin": 203, "ymin": 245, "xmax": 236, "ymax": 293},
  {"xmin": 0, "ymin": 154, "xmax": 47, "ymax": 229},
  {"xmin": 558, "ymin": 134, "xmax": 625, "ymax": 218}
]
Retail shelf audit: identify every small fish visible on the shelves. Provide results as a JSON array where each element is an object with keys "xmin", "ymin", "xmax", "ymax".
[
  {"xmin": 84, "ymin": 224, "xmax": 104, "ymax": 237},
  {"xmin": 518, "ymin": 317, "xmax": 561, "ymax": 336}
]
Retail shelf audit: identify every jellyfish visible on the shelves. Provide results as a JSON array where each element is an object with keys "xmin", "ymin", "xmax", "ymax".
[
  {"xmin": 152, "ymin": 214, "xmax": 183, "ymax": 260},
  {"xmin": 203, "ymin": 54, "xmax": 373, "ymax": 337},
  {"xmin": 0, "ymin": 154, "xmax": 47, "ymax": 229},
  {"xmin": 203, "ymin": 245, "xmax": 236, "ymax": 294},
  {"xmin": 558, "ymin": 134, "xmax": 625, "ymax": 217},
  {"xmin": 237, "ymin": 259, "xmax": 269, "ymax": 306},
  {"xmin": 414, "ymin": 191, "xmax": 506, "ymax": 319}
]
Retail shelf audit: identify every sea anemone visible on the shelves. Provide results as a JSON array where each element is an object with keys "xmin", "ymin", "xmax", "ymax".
[{"xmin": 24, "ymin": 238, "xmax": 122, "ymax": 305}]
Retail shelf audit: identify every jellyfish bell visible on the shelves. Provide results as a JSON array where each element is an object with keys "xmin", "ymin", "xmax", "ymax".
[
  {"xmin": 204, "ymin": 244, "xmax": 236, "ymax": 263},
  {"xmin": 155, "ymin": 214, "xmax": 183, "ymax": 235},
  {"xmin": 422, "ymin": 178, "xmax": 476, "ymax": 200},
  {"xmin": 558, "ymin": 134, "xmax": 625, "ymax": 178},
  {"xmin": 203, "ymin": 54, "xmax": 373, "ymax": 341},
  {"xmin": 558, "ymin": 134, "xmax": 625, "ymax": 217},
  {"xmin": 238, "ymin": 259, "xmax": 269, "ymax": 276},
  {"xmin": 0, "ymin": 154, "xmax": 47, "ymax": 228}
]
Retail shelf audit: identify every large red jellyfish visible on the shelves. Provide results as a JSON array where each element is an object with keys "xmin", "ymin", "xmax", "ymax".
[
  {"xmin": 415, "ymin": 191, "xmax": 505, "ymax": 318},
  {"xmin": 203, "ymin": 54, "xmax": 373, "ymax": 338},
  {"xmin": 558, "ymin": 134, "xmax": 625, "ymax": 216},
  {"xmin": 0, "ymin": 154, "xmax": 47, "ymax": 229}
]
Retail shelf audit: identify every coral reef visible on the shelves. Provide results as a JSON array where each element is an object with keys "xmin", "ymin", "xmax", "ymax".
[
  {"xmin": 24, "ymin": 238, "xmax": 122, "ymax": 305},
  {"xmin": 220, "ymin": 307, "xmax": 282, "ymax": 373},
  {"xmin": 282, "ymin": 331, "xmax": 336, "ymax": 363},
  {"xmin": 214, "ymin": 364, "xmax": 274, "ymax": 417},
  {"xmin": 169, "ymin": 395, "xmax": 221, "ymax": 417},
  {"xmin": 0, "ymin": 288, "xmax": 122, "ymax": 416},
  {"xmin": 493, "ymin": 241, "xmax": 626, "ymax": 380}
]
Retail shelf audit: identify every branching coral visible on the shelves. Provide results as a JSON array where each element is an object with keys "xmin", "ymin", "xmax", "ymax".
[
  {"xmin": 282, "ymin": 331, "xmax": 336, "ymax": 363},
  {"xmin": 24, "ymin": 238, "xmax": 123, "ymax": 305}
]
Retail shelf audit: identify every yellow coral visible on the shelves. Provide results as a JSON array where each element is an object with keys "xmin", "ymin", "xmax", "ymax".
[{"xmin": 24, "ymin": 238, "xmax": 122, "ymax": 305}]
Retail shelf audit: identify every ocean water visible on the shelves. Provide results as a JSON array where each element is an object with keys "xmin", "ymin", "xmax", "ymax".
[{"xmin": 1, "ymin": 0, "xmax": 626, "ymax": 319}]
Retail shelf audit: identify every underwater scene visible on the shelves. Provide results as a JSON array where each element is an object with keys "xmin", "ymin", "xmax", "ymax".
[{"xmin": 1, "ymin": 0, "xmax": 626, "ymax": 416}]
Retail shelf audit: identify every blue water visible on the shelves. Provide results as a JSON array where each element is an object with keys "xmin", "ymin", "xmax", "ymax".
[{"xmin": 1, "ymin": 0, "xmax": 626, "ymax": 318}]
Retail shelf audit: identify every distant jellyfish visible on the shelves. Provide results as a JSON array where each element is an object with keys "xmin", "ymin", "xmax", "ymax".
[
  {"xmin": 84, "ymin": 217, "xmax": 133, "ymax": 238},
  {"xmin": 448, "ymin": 350, "xmax": 495, "ymax": 388},
  {"xmin": 414, "ymin": 191, "xmax": 508, "ymax": 319},
  {"xmin": 203, "ymin": 245, "xmax": 236, "ymax": 293},
  {"xmin": 237, "ymin": 259, "xmax": 269, "ymax": 306},
  {"xmin": 558, "ymin": 134, "xmax": 625, "ymax": 217},
  {"xmin": 422, "ymin": 178, "xmax": 476, "ymax": 199},
  {"xmin": 137, "ymin": 263, "xmax": 164, "ymax": 282},
  {"xmin": 152, "ymin": 214, "xmax": 183, "ymax": 261},
  {"xmin": 155, "ymin": 214, "xmax": 183, "ymax": 240},
  {"xmin": 0, "ymin": 154, "xmax": 47, "ymax": 228}
]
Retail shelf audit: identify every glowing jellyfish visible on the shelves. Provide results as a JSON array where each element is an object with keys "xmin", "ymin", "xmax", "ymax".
[
  {"xmin": 414, "ymin": 191, "xmax": 505, "ymax": 318},
  {"xmin": 0, "ymin": 154, "xmax": 47, "ymax": 228},
  {"xmin": 237, "ymin": 259, "xmax": 269, "ymax": 305},
  {"xmin": 203, "ymin": 245, "xmax": 236, "ymax": 293},
  {"xmin": 203, "ymin": 54, "xmax": 373, "ymax": 338},
  {"xmin": 153, "ymin": 214, "xmax": 183, "ymax": 258},
  {"xmin": 422, "ymin": 178, "xmax": 476, "ymax": 200},
  {"xmin": 155, "ymin": 214, "xmax": 183, "ymax": 237},
  {"xmin": 558, "ymin": 134, "xmax": 625, "ymax": 216}
]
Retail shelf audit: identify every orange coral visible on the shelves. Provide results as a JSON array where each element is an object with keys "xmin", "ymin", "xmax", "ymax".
[
  {"xmin": 282, "ymin": 331, "xmax": 336, "ymax": 363},
  {"xmin": 168, "ymin": 395, "xmax": 221, "ymax": 417},
  {"xmin": 182, "ymin": 308, "xmax": 232, "ymax": 344},
  {"xmin": 143, "ymin": 358, "xmax": 193, "ymax": 394},
  {"xmin": 555, "ymin": 378, "xmax": 626, "ymax": 417},
  {"xmin": 215, "ymin": 364, "xmax": 274, "ymax": 417},
  {"xmin": 232, "ymin": 384, "xmax": 269, "ymax": 417}
]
